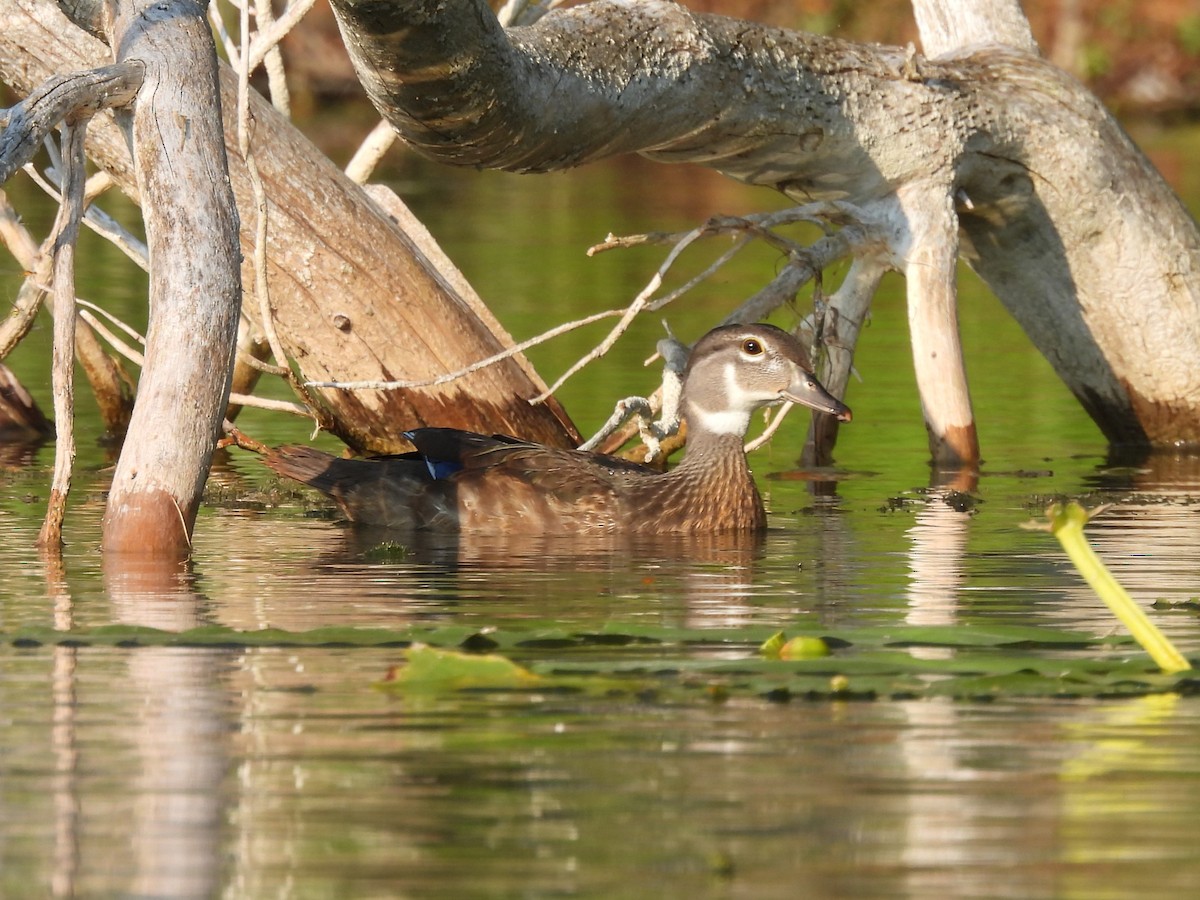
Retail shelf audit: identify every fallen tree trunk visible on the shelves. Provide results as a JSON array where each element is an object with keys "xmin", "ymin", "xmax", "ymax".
[
  {"xmin": 329, "ymin": 0, "xmax": 1200, "ymax": 463},
  {"xmin": 0, "ymin": 0, "xmax": 580, "ymax": 456}
]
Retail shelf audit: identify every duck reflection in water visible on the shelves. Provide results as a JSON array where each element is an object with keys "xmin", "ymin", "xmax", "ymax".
[{"xmin": 264, "ymin": 324, "xmax": 850, "ymax": 544}]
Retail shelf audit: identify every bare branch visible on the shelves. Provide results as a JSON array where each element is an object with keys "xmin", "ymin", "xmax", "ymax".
[
  {"xmin": 22, "ymin": 162, "xmax": 150, "ymax": 269},
  {"xmin": 645, "ymin": 237, "xmax": 751, "ymax": 314},
  {"xmin": 38, "ymin": 118, "xmax": 87, "ymax": 549},
  {"xmin": 4, "ymin": 164, "xmax": 137, "ymax": 433},
  {"xmin": 226, "ymin": 391, "xmax": 310, "ymax": 416},
  {"xmin": 77, "ymin": 304, "xmax": 144, "ymax": 366},
  {"xmin": 235, "ymin": 0, "xmax": 326, "ymax": 426},
  {"xmin": 254, "ymin": 0, "xmax": 291, "ymax": 115},
  {"xmin": 247, "ymin": 0, "xmax": 319, "ymax": 72},
  {"xmin": 744, "ymin": 402, "xmax": 796, "ymax": 453},
  {"xmin": 0, "ymin": 190, "xmax": 51, "ymax": 358},
  {"xmin": 207, "ymin": 1, "xmax": 239, "ymax": 64},
  {"xmin": 538, "ymin": 206, "xmax": 864, "ymax": 403},
  {"xmin": 306, "ymin": 307, "xmax": 624, "ymax": 391},
  {"xmin": 345, "ymin": 120, "xmax": 398, "ymax": 185},
  {"xmin": 578, "ymin": 333, "xmax": 689, "ymax": 460},
  {"xmin": 0, "ymin": 62, "xmax": 143, "ymax": 183}
]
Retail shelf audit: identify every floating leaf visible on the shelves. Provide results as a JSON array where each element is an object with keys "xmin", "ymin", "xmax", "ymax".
[
  {"xmin": 2, "ymin": 618, "xmax": 1190, "ymax": 701},
  {"xmin": 381, "ymin": 644, "xmax": 545, "ymax": 691}
]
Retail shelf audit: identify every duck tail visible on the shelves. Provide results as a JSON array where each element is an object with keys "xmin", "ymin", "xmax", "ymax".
[
  {"xmin": 264, "ymin": 445, "xmax": 434, "ymax": 527},
  {"xmin": 264, "ymin": 445, "xmax": 350, "ymax": 496}
]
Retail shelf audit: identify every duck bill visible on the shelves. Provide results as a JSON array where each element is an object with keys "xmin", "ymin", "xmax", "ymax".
[{"xmin": 781, "ymin": 381, "xmax": 853, "ymax": 423}]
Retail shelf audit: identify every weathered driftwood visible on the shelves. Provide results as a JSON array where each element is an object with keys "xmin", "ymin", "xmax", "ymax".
[
  {"xmin": 0, "ymin": 0, "xmax": 579, "ymax": 457},
  {"xmin": 37, "ymin": 119, "xmax": 87, "ymax": 548},
  {"xmin": 0, "ymin": 0, "xmax": 583, "ymax": 554},
  {"xmin": 329, "ymin": 0, "xmax": 1200, "ymax": 463}
]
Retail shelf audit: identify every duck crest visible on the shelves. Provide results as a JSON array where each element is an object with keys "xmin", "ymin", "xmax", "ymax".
[{"xmin": 264, "ymin": 323, "xmax": 851, "ymax": 534}]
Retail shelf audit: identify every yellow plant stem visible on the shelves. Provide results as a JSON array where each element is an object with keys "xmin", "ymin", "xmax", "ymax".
[{"xmin": 1047, "ymin": 502, "xmax": 1190, "ymax": 675}]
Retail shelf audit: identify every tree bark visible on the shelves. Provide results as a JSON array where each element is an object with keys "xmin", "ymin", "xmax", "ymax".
[
  {"xmin": 99, "ymin": 0, "xmax": 242, "ymax": 555},
  {"xmin": 911, "ymin": 0, "xmax": 1036, "ymax": 56},
  {"xmin": 329, "ymin": 0, "xmax": 1200, "ymax": 458}
]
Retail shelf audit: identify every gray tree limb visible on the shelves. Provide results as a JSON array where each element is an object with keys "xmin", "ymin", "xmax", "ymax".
[
  {"xmin": 331, "ymin": 0, "xmax": 1200, "ymax": 459},
  {"xmin": 0, "ymin": 62, "xmax": 142, "ymax": 184}
]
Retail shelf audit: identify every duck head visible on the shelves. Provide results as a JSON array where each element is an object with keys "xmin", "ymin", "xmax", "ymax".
[{"xmin": 681, "ymin": 323, "xmax": 852, "ymax": 439}]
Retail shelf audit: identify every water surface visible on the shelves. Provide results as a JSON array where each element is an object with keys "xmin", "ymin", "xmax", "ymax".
[{"xmin": 2, "ymin": 119, "xmax": 1200, "ymax": 898}]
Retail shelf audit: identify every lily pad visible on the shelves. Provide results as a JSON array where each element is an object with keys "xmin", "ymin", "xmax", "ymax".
[
  {"xmin": 382, "ymin": 644, "xmax": 545, "ymax": 691},
  {"xmin": 1, "ymin": 620, "xmax": 1189, "ymax": 701}
]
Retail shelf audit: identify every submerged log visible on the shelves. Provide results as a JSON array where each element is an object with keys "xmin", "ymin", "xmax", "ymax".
[{"xmin": 329, "ymin": 0, "xmax": 1200, "ymax": 461}]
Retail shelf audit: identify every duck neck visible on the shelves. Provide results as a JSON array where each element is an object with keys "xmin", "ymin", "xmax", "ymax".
[
  {"xmin": 677, "ymin": 398, "xmax": 752, "ymax": 466},
  {"xmin": 676, "ymin": 424, "xmax": 750, "ymax": 471},
  {"xmin": 674, "ymin": 424, "xmax": 755, "ymax": 497},
  {"xmin": 653, "ymin": 410, "xmax": 762, "ymax": 531}
]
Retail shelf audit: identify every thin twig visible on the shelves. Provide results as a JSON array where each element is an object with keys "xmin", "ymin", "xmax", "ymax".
[
  {"xmin": 77, "ymin": 309, "xmax": 144, "ymax": 366},
  {"xmin": 306, "ymin": 307, "xmax": 624, "ymax": 390},
  {"xmin": 207, "ymin": 1, "xmax": 239, "ymax": 65},
  {"xmin": 586, "ymin": 204, "xmax": 836, "ymax": 257},
  {"xmin": 744, "ymin": 401, "xmax": 795, "ymax": 452},
  {"xmin": 247, "ymin": 0, "xmax": 319, "ymax": 72},
  {"xmin": 645, "ymin": 235, "xmax": 752, "ymax": 312},
  {"xmin": 238, "ymin": 351, "xmax": 291, "ymax": 377},
  {"xmin": 236, "ymin": 2, "xmax": 324, "ymax": 423},
  {"xmin": 226, "ymin": 391, "xmax": 310, "ymax": 415},
  {"xmin": 76, "ymin": 298, "xmax": 145, "ymax": 345},
  {"xmin": 721, "ymin": 230, "xmax": 859, "ymax": 326},
  {"xmin": 254, "ymin": 0, "xmax": 291, "ymax": 115},
  {"xmin": 22, "ymin": 162, "xmax": 150, "ymax": 270},
  {"xmin": 38, "ymin": 121, "xmax": 88, "ymax": 548},
  {"xmin": 536, "ymin": 209, "xmax": 847, "ymax": 402},
  {"xmin": 531, "ymin": 226, "xmax": 720, "ymax": 403}
]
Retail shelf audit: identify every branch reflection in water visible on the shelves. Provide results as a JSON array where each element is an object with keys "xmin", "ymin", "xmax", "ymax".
[{"xmin": 96, "ymin": 554, "xmax": 230, "ymax": 899}]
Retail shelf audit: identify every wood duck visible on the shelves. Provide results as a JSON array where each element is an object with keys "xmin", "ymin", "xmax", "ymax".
[{"xmin": 265, "ymin": 324, "xmax": 851, "ymax": 534}]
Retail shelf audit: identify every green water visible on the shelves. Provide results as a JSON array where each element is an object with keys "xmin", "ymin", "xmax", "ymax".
[{"xmin": 2, "ymin": 115, "xmax": 1200, "ymax": 897}]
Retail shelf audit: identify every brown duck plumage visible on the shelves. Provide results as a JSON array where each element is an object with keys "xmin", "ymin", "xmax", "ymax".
[{"xmin": 265, "ymin": 324, "xmax": 851, "ymax": 534}]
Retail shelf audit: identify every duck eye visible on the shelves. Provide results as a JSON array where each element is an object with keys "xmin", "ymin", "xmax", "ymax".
[{"xmin": 742, "ymin": 339, "xmax": 763, "ymax": 356}]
